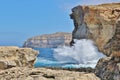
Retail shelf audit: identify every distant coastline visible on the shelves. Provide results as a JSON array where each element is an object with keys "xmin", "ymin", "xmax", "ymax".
[{"xmin": 23, "ymin": 32, "xmax": 72, "ymax": 48}]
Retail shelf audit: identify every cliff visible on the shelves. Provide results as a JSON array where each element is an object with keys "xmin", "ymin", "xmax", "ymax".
[
  {"xmin": 23, "ymin": 32, "xmax": 72, "ymax": 48},
  {"xmin": 70, "ymin": 3, "xmax": 120, "ymax": 56},
  {"xmin": 70, "ymin": 3, "xmax": 120, "ymax": 80},
  {"xmin": 95, "ymin": 57, "xmax": 120, "ymax": 80}
]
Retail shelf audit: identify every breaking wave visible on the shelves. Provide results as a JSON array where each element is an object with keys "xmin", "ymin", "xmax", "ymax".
[{"xmin": 34, "ymin": 39, "xmax": 105, "ymax": 68}]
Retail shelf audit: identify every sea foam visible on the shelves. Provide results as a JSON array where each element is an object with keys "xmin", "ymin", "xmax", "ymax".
[{"xmin": 53, "ymin": 39, "xmax": 105, "ymax": 68}]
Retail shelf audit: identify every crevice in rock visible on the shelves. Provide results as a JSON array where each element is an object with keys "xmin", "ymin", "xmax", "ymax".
[{"xmin": 43, "ymin": 74, "xmax": 55, "ymax": 79}]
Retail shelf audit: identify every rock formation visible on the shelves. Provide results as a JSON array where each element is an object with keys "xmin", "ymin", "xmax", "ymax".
[
  {"xmin": 0, "ymin": 46, "xmax": 100, "ymax": 80},
  {"xmin": 1, "ymin": 2, "xmax": 120, "ymax": 80},
  {"xmin": 0, "ymin": 67, "xmax": 100, "ymax": 80},
  {"xmin": 70, "ymin": 3, "xmax": 120, "ymax": 56},
  {"xmin": 0, "ymin": 46, "xmax": 38, "ymax": 69},
  {"xmin": 95, "ymin": 19, "xmax": 120, "ymax": 79},
  {"xmin": 70, "ymin": 3, "xmax": 120, "ymax": 80},
  {"xmin": 95, "ymin": 57, "xmax": 120, "ymax": 80},
  {"xmin": 23, "ymin": 32, "xmax": 72, "ymax": 48}
]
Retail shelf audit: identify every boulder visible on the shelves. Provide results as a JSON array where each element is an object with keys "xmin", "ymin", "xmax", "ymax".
[{"xmin": 0, "ymin": 46, "xmax": 38, "ymax": 69}]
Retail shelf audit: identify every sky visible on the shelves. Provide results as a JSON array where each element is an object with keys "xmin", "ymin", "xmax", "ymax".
[{"xmin": 0, "ymin": 0, "xmax": 120, "ymax": 46}]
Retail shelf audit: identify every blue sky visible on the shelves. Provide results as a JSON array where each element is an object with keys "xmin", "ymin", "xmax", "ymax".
[{"xmin": 0, "ymin": 0, "xmax": 120, "ymax": 46}]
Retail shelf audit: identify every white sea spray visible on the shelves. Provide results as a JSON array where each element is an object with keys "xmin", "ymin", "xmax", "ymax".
[{"xmin": 53, "ymin": 39, "xmax": 105, "ymax": 68}]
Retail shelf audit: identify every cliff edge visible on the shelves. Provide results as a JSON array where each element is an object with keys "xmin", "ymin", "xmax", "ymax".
[
  {"xmin": 23, "ymin": 32, "xmax": 72, "ymax": 48},
  {"xmin": 70, "ymin": 3, "xmax": 120, "ymax": 80},
  {"xmin": 70, "ymin": 3, "xmax": 120, "ymax": 56}
]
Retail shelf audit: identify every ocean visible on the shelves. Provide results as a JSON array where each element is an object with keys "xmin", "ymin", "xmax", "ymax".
[{"xmin": 34, "ymin": 39, "xmax": 105, "ymax": 68}]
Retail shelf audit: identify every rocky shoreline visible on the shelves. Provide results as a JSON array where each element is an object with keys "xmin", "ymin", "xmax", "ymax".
[
  {"xmin": 0, "ymin": 46, "xmax": 100, "ymax": 80},
  {"xmin": 0, "ymin": 67, "xmax": 100, "ymax": 80},
  {"xmin": 0, "ymin": 2, "xmax": 120, "ymax": 80}
]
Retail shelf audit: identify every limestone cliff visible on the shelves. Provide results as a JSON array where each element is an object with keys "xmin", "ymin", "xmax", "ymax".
[
  {"xmin": 23, "ymin": 32, "xmax": 72, "ymax": 48},
  {"xmin": 95, "ymin": 57, "xmax": 120, "ymax": 80},
  {"xmin": 70, "ymin": 3, "xmax": 120, "ymax": 56}
]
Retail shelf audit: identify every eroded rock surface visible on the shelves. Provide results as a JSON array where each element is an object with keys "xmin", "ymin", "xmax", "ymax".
[
  {"xmin": 70, "ymin": 3, "xmax": 120, "ymax": 56},
  {"xmin": 0, "ymin": 67, "xmax": 100, "ymax": 80},
  {"xmin": 23, "ymin": 32, "xmax": 72, "ymax": 48},
  {"xmin": 0, "ymin": 47, "xmax": 100, "ymax": 80},
  {"xmin": 0, "ymin": 46, "xmax": 38, "ymax": 69},
  {"xmin": 95, "ymin": 57, "xmax": 120, "ymax": 80}
]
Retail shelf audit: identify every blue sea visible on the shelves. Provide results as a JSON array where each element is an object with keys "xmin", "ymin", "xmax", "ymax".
[
  {"xmin": 34, "ymin": 48, "xmax": 63, "ymax": 67},
  {"xmin": 34, "ymin": 39, "xmax": 105, "ymax": 68}
]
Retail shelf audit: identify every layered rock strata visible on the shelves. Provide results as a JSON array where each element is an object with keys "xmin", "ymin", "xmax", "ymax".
[
  {"xmin": 95, "ymin": 57, "xmax": 120, "ymax": 80},
  {"xmin": 70, "ymin": 3, "xmax": 120, "ymax": 56},
  {"xmin": 70, "ymin": 3, "xmax": 120, "ymax": 80},
  {"xmin": 23, "ymin": 32, "xmax": 72, "ymax": 48}
]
